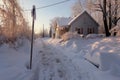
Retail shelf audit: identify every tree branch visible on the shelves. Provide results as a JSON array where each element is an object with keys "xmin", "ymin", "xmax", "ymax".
[{"xmin": 117, "ymin": 17, "xmax": 120, "ymax": 22}]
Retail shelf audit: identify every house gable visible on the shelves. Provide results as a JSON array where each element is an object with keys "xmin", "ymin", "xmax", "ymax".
[
  {"xmin": 69, "ymin": 11, "xmax": 99, "ymax": 35},
  {"xmin": 68, "ymin": 11, "xmax": 99, "ymax": 27}
]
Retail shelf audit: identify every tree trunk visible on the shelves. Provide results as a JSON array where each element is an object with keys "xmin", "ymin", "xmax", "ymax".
[
  {"xmin": 49, "ymin": 27, "xmax": 52, "ymax": 37},
  {"xmin": 103, "ymin": 0, "xmax": 110, "ymax": 37},
  {"xmin": 108, "ymin": 0, "xmax": 112, "ymax": 30},
  {"xmin": 113, "ymin": 0, "xmax": 118, "ymax": 25}
]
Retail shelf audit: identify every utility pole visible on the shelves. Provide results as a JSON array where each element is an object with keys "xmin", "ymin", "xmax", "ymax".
[
  {"xmin": 29, "ymin": 5, "xmax": 36, "ymax": 69},
  {"xmin": 43, "ymin": 24, "xmax": 44, "ymax": 38}
]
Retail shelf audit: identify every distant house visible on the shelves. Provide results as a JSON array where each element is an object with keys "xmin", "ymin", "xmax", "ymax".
[
  {"xmin": 68, "ymin": 11, "xmax": 99, "ymax": 36},
  {"xmin": 55, "ymin": 17, "xmax": 71, "ymax": 38}
]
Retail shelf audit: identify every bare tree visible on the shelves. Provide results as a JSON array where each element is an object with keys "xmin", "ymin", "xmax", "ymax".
[
  {"xmin": 85, "ymin": 0, "xmax": 96, "ymax": 13},
  {"xmin": 94, "ymin": 0, "xmax": 120, "ymax": 36},
  {"xmin": 94, "ymin": 0, "xmax": 109, "ymax": 36},
  {"xmin": 108, "ymin": 0, "xmax": 112, "ymax": 29},
  {"xmin": 49, "ymin": 26, "xmax": 52, "ymax": 37},
  {"xmin": 103, "ymin": 0, "xmax": 110, "ymax": 36},
  {"xmin": 71, "ymin": 0, "xmax": 83, "ymax": 17},
  {"xmin": 112, "ymin": 0, "xmax": 120, "ymax": 26},
  {"xmin": 0, "ymin": 0, "xmax": 30, "ymax": 42},
  {"xmin": 50, "ymin": 17, "xmax": 59, "ymax": 38}
]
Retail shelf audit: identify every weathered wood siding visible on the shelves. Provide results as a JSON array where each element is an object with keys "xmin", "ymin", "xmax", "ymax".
[{"xmin": 69, "ymin": 11, "xmax": 99, "ymax": 35}]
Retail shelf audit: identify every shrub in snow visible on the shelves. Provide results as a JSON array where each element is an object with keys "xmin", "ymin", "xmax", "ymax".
[
  {"xmin": 0, "ymin": 35, "xmax": 7, "ymax": 45},
  {"xmin": 61, "ymin": 32, "xmax": 82, "ymax": 41},
  {"xmin": 14, "ymin": 36, "xmax": 31, "ymax": 48},
  {"xmin": 7, "ymin": 36, "xmax": 30, "ymax": 49},
  {"xmin": 86, "ymin": 34, "xmax": 105, "ymax": 39}
]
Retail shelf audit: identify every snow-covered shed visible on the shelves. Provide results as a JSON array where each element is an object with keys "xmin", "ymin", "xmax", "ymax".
[
  {"xmin": 55, "ymin": 17, "xmax": 72, "ymax": 38},
  {"xmin": 69, "ymin": 11, "xmax": 99, "ymax": 36}
]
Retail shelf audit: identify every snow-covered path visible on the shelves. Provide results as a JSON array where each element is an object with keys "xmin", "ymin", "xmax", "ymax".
[
  {"xmin": 31, "ymin": 39, "xmax": 101, "ymax": 80},
  {"xmin": 32, "ymin": 40, "xmax": 82, "ymax": 80}
]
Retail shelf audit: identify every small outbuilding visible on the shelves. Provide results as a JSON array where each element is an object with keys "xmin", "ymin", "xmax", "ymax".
[
  {"xmin": 55, "ymin": 17, "xmax": 71, "ymax": 38},
  {"xmin": 110, "ymin": 25, "xmax": 120, "ymax": 36}
]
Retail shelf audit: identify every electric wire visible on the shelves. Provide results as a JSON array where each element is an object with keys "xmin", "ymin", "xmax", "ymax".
[{"xmin": 24, "ymin": 0, "xmax": 71, "ymax": 11}]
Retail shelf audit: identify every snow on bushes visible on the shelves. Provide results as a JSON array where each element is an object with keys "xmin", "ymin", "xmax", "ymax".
[
  {"xmin": 61, "ymin": 32, "xmax": 82, "ymax": 41},
  {"xmin": 86, "ymin": 34, "xmax": 105, "ymax": 39},
  {"xmin": 0, "ymin": 35, "xmax": 7, "ymax": 45}
]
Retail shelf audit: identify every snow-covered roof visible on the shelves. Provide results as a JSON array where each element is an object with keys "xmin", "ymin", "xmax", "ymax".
[
  {"xmin": 68, "ymin": 13, "xmax": 82, "ymax": 25},
  {"xmin": 57, "ymin": 17, "xmax": 72, "ymax": 27},
  {"xmin": 110, "ymin": 25, "xmax": 120, "ymax": 32},
  {"xmin": 68, "ymin": 11, "xmax": 99, "ymax": 26}
]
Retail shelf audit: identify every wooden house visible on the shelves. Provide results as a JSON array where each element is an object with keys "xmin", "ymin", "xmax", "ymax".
[{"xmin": 68, "ymin": 11, "xmax": 99, "ymax": 36}]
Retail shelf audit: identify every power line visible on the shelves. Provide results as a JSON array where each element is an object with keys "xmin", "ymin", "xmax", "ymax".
[{"xmin": 24, "ymin": 0, "xmax": 71, "ymax": 11}]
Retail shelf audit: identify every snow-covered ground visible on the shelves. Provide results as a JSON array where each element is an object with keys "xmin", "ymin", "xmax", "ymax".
[
  {"xmin": 0, "ymin": 37, "xmax": 120, "ymax": 80},
  {"xmin": 46, "ymin": 37, "xmax": 120, "ymax": 80}
]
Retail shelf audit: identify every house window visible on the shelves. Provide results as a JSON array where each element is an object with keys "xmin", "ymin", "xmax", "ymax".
[
  {"xmin": 76, "ymin": 28, "xmax": 83, "ymax": 34},
  {"xmin": 77, "ymin": 28, "xmax": 80, "ymax": 34},
  {"xmin": 87, "ymin": 28, "xmax": 94, "ymax": 34}
]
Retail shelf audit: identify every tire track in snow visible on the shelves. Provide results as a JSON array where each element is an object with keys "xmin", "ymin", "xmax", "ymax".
[
  {"xmin": 45, "ymin": 40, "xmax": 98, "ymax": 80},
  {"xmin": 31, "ymin": 40, "xmax": 82, "ymax": 80}
]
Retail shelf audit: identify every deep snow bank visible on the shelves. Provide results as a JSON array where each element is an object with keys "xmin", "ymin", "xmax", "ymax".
[
  {"xmin": 84, "ymin": 37, "xmax": 120, "ymax": 76},
  {"xmin": 47, "ymin": 37, "xmax": 120, "ymax": 77}
]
